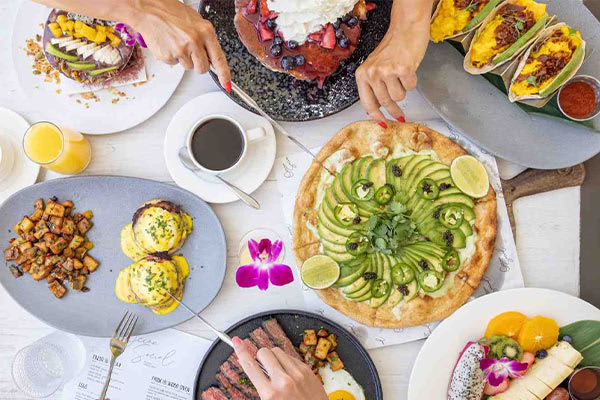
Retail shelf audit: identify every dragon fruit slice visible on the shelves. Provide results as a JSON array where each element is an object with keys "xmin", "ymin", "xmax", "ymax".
[{"xmin": 448, "ymin": 342, "xmax": 489, "ymax": 400}]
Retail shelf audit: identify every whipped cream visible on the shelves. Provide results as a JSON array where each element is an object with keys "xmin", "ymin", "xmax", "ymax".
[{"xmin": 267, "ymin": 0, "xmax": 359, "ymax": 44}]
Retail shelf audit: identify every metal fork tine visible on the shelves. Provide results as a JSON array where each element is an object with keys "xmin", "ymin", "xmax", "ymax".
[
  {"xmin": 118, "ymin": 312, "xmax": 136, "ymax": 341},
  {"xmin": 114, "ymin": 310, "xmax": 130, "ymax": 338},
  {"xmin": 123, "ymin": 315, "xmax": 138, "ymax": 343}
]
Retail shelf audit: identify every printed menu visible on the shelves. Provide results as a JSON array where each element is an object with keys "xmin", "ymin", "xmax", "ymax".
[{"xmin": 62, "ymin": 329, "xmax": 211, "ymax": 400}]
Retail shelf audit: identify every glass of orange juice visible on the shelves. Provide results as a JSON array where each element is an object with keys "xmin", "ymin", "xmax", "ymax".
[{"xmin": 23, "ymin": 122, "xmax": 91, "ymax": 175}]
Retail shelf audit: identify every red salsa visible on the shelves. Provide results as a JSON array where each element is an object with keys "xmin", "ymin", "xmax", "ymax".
[{"xmin": 558, "ymin": 81, "xmax": 597, "ymax": 119}]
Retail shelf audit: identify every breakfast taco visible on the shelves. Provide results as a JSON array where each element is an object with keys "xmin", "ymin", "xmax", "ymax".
[
  {"xmin": 464, "ymin": 0, "xmax": 549, "ymax": 75},
  {"xmin": 42, "ymin": 9, "xmax": 143, "ymax": 86},
  {"xmin": 430, "ymin": 0, "xmax": 503, "ymax": 43},
  {"xmin": 508, "ymin": 23, "xmax": 585, "ymax": 102}
]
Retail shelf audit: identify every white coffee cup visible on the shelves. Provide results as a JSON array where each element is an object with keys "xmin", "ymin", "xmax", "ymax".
[
  {"xmin": 186, "ymin": 114, "xmax": 266, "ymax": 175},
  {"xmin": 0, "ymin": 135, "xmax": 15, "ymax": 183}
]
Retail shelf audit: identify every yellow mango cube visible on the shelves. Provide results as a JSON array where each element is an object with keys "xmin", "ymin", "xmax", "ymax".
[
  {"xmin": 80, "ymin": 23, "xmax": 97, "ymax": 41},
  {"xmin": 65, "ymin": 20, "xmax": 75, "ymax": 32},
  {"xmin": 96, "ymin": 25, "xmax": 107, "ymax": 33},
  {"xmin": 48, "ymin": 22, "xmax": 62, "ymax": 38},
  {"xmin": 74, "ymin": 20, "xmax": 83, "ymax": 32},
  {"xmin": 94, "ymin": 30, "xmax": 107, "ymax": 44}
]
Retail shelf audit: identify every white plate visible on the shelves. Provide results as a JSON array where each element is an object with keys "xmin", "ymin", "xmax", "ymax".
[
  {"xmin": 164, "ymin": 91, "xmax": 276, "ymax": 204},
  {"xmin": 0, "ymin": 107, "xmax": 39, "ymax": 203},
  {"xmin": 408, "ymin": 288, "xmax": 600, "ymax": 400},
  {"xmin": 11, "ymin": 2, "xmax": 184, "ymax": 135}
]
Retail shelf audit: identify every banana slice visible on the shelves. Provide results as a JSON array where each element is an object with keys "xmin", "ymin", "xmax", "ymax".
[
  {"xmin": 523, "ymin": 375, "xmax": 552, "ymax": 399},
  {"xmin": 547, "ymin": 341, "xmax": 583, "ymax": 368},
  {"xmin": 501, "ymin": 377, "xmax": 540, "ymax": 399},
  {"xmin": 65, "ymin": 40, "xmax": 85, "ymax": 52},
  {"xmin": 528, "ymin": 356, "xmax": 572, "ymax": 389}
]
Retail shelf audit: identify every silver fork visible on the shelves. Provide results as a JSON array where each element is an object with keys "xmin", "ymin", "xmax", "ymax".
[{"xmin": 99, "ymin": 311, "xmax": 138, "ymax": 400}]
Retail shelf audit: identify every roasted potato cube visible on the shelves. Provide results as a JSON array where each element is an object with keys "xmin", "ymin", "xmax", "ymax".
[
  {"xmin": 327, "ymin": 352, "xmax": 344, "ymax": 371},
  {"xmin": 81, "ymin": 266, "xmax": 89, "ymax": 275},
  {"xmin": 76, "ymin": 218, "xmax": 92, "ymax": 235},
  {"xmin": 48, "ymin": 281, "xmax": 66, "ymax": 298},
  {"xmin": 61, "ymin": 201, "xmax": 74, "ymax": 216},
  {"xmin": 47, "ymin": 274, "xmax": 56, "ymax": 284},
  {"xmin": 49, "ymin": 237, "xmax": 68, "ymax": 255},
  {"xmin": 22, "ymin": 263, "xmax": 31, "ymax": 273},
  {"xmin": 75, "ymin": 247, "xmax": 87, "ymax": 260},
  {"xmin": 44, "ymin": 201, "xmax": 65, "ymax": 217},
  {"xmin": 304, "ymin": 330, "xmax": 318, "ymax": 346},
  {"xmin": 71, "ymin": 275, "xmax": 86, "ymax": 291},
  {"xmin": 317, "ymin": 329, "xmax": 329, "ymax": 338},
  {"xmin": 61, "ymin": 258, "xmax": 74, "ymax": 271},
  {"xmin": 47, "ymin": 216, "xmax": 64, "ymax": 234},
  {"xmin": 30, "ymin": 264, "xmax": 52, "ymax": 281},
  {"xmin": 43, "ymin": 232, "xmax": 58, "ymax": 248},
  {"xmin": 15, "ymin": 254, "xmax": 27, "ymax": 265},
  {"xmin": 34, "ymin": 199, "xmax": 44, "ymax": 210},
  {"xmin": 83, "ymin": 255, "xmax": 99, "ymax": 272},
  {"xmin": 18, "ymin": 217, "xmax": 35, "ymax": 234},
  {"xmin": 4, "ymin": 246, "xmax": 19, "ymax": 261},
  {"xmin": 61, "ymin": 218, "xmax": 75, "ymax": 235},
  {"xmin": 23, "ymin": 232, "xmax": 36, "ymax": 242},
  {"xmin": 315, "ymin": 338, "xmax": 332, "ymax": 360},
  {"xmin": 18, "ymin": 241, "xmax": 32, "ymax": 253},
  {"xmin": 33, "ymin": 220, "xmax": 50, "ymax": 239},
  {"xmin": 30, "ymin": 208, "xmax": 44, "ymax": 222},
  {"xmin": 33, "ymin": 241, "xmax": 47, "ymax": 253},
  {"xmin": 73, "ymin": 259, "xmax": 83, "ymax": 270},
  {"xmin": 83, "ymin": 241, "xmax": 94, "ymax": 250},
  {"xmin": 299, "ymin": 343, "xmax": 314, "ymax": 355},
  {"xmin": 22, "ymin": 247, "xmax": 38, "ymax": 260},
  {"xmin": 10, "ymin": 237, "xmax": 25, "ymax": 247},
  {"xmin": 72, "ymin": 213, "xmax": 84, "ymax": 223},
  {"xmin": 82, "ymin": 210, "xmax": 93, "ymax": 219},
  {"xmin": 63, "ymin": 247, "xmax": 74, "ymax": 258},
  {"xmin": 53, "ymin": 269, "xmax": 67, "ymax": 280},
  {"xmin": 9, "ymin": 265, "xmax": 23, "ymax": 279},
  {"xmin": 304, "ymin": 351, "xmax": 317, "ymax": 367},
  {"xmin": 69, "ymin": 235, "xmax": 84, "ymax": 249},
  {"xmin": 327, "ymin": 334, "xmax": 338, "ymax": 349},
  {"xmin": 44, "ymin": 255, "xmax": 60, "ymax": 267},
  {"xmin": 12, "ymin": 222, "xmax": 23, "ymax": 236}
]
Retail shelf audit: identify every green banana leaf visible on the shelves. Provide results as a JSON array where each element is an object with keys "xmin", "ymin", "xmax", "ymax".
[{"xmin": 560, "ymin": 320, "xmax": 600, "ymax": 367}]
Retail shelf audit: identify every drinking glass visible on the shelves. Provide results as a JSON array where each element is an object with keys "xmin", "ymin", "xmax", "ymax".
[
  {"xmin": 23, "ymin": 121, "xmax": 91, "ymax": 175},
  {"xmin": 12, "ymin": 331, "xmax": 86, "ymax": 398}
]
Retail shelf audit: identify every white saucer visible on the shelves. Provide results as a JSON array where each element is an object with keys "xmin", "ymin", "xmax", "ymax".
[
  {"xmin": 0, "ymin": 108, "xmax": 40, "ymax": 203},
  {"xmin": 164, "ymin": 92, "xmax": 276, "ymax": 204}
]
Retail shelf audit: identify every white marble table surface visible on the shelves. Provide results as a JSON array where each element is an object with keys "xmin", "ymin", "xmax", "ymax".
[{"xmin": 0, "ymin": 1, "xmax": 581, "ymax": 399}]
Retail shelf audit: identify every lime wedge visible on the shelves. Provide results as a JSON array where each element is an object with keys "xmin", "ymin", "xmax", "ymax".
[
  {"xmin": 301, "ymin": 255, "xmax": 340, "ymax": 289},
  {"xmin": 450, "ymin": 155, "xmax": 490, "ymax": 198}
]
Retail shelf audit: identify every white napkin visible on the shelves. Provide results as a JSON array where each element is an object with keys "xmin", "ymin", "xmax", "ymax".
[{"xmin": 274, "ymin": 119, "xmax": 524, "ymax": 349}]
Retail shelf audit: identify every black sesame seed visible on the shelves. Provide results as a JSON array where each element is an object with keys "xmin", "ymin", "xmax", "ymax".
[
  {"xmin": 439, "ymin": 183, "xmax": 451, "ymax": 191},
  {"xmin": 422, "ymin": 182, "xmax": 432, "ymax": 193},
  {"xmin": 443, "ymin": 230, "xmax": 454, "ymax": 247},
  {"xmin": 347, "ymin": 242, "xmax": 359, "ymax": 251},
  {"xmin": 363, "ymin": 272, "xmax": 377, "ymax": 280}
]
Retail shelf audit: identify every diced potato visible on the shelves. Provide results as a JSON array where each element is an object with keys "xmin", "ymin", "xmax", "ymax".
[
  {"xmin": 30, "ymin": 209, "xmax": 44, "ymax": 222},
  {"xmin": 327, "ymin": 333, "xmax": 338, "ymax": 349},
  {"xmin": 22, "ymin": 247, "xmax": 38, "ymax": 261},
  {"xmin": 75, "ymin": 246, "xmax": 87, "ymax": 260},
  {"xmin": 73, "ymin": 259, "xmax": 83, "ymax": 270},
  {"xmin": 18, "ymin": 241, "xmax": 32, "ymax": 253},
  {"xmin": 69, "ymin": 235, "xmax": 84, "ymax": 249},
  {"xmin": 18, "ymin": 217, "xmax": 35, "ymax": 234},
  {"xmin": 33, "ymin": 220, "xmax": 50, "ymax": 240},
  {"xmin": 327, "ymin": 352, "xmax": 344, "ymax": 371},
  {"xmin": 71, "ymin": 275, "xmax": 86, "ymax": 291},
  {"xmin": 317, "ymin": 329, "xmax": 329, "ymax": 338},
  {"xmin": 63, "ymin": 247, "xmax": 74, "ymax": 258},
  {"xmin": 83, "ymin": 255, "xmax": 99, "ymax": 272},
  {"xmin": 48, "ymin": 216, "xmax": 64, "ymax": 234},
  {"xmin": 49, "ymin": 237, "xmax": 68, "ymax": 255},
  {"xmin": 61, "ymin": 258, "xmax": 74, "ymax": 271},
  {"xmin": 83, "ymin": 241, "xmax": 94, "ymax": 250},
  {"xmin": 44, "ymin": 201, "xmax": 65, "ymax": 217},
  {"xmin": 22, "ymin": 263, "xmax": 31, "ymax": 273},
  {"xmin": 48, "ymin": 281, "xmax": 66, "ymax": 298},
  {"xmin": 12, "ymin": 222, "xmax": 23, "ymax": 236},
  {"xmin": 304, "ymin": 330, "xmax": 318, "ymax": 346},
  {"xmin": 299, "ymin": 343, "xmax": 314, "ymax": 355},
  {"xmin": 82, "ymin": 210, "xmax": 94, "ymax": 219},
  {"xmin": 30, "ymin": 264, "xmax": 52, "ymax": 281},
  {"xmin": 304, "ymin": 351, "xmax": 317, "ymax": 367},
  {"xmin": 33, "ymin": 241, "xmax": 47, "ymax": 253},
  {"xmin": 77, "ymin": 218, "xmax": 92, "ymax": 235},
  {"xmin": 4, "ymin": 246, "xmax": 19, "ymax": 261},
  {"xmin": 34, "ymin": 199, "xmax": 44, "ymax": 210},
  {"xmin": 62, "ymin": 218, "xmax": 75, "ymax": 235},
  {"xmin": 315, "ymin": 338, "xmax": 332, "ymax": 360}
]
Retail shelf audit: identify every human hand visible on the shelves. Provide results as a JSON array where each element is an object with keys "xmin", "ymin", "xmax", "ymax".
[
  {"xmin": 232, "ymin": 337, "xmax": 328, "ymax": 400},
  {"xmin": 355, "ymin": 17, "xmax": 430, "ymax": 126},
  {"xmin": 128, "ymin": 0, "xmax": 231, "ymax": 90}
]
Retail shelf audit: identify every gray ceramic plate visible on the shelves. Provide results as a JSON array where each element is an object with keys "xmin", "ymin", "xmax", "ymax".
[
  {"xmin": 0, "ymin": 176, "xmax": 226, "ymax": 337},
  {"xmin": 418, "ymin": 0, "xmax": 600, "ymax": 169}
]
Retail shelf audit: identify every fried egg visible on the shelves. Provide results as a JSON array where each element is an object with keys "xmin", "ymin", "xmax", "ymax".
[
  {"xmin": 120, "ymin": 199, "xmax": 193, "ymax": 261},
  {"xmin": 319, "ymin": 364, "xmax": 365, "ymax": 400},
  {"xmin": 114, "ymin": 254, "xmax": 190, "ymax": 315}
]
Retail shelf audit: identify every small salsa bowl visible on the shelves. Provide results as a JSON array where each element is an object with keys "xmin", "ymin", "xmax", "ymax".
[{"xmin": 557, "ymin": 75, "xmax": 600, "ymax": 122}]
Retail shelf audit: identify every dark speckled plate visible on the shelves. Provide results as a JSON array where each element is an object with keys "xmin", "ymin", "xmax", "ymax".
[
  {"xmin": 194, "ymin": 310, "xmax": 383, "ymax": 399},
  {"xmin": 198, "ymin": 1, "xmax": 391, "ymax": 121}
]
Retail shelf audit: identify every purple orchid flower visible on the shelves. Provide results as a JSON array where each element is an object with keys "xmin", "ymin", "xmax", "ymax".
[
  {"xmin": 115, "ymin": 23, "xmax": 147, "ymax": 48},
  {"xmin": 236, "ymin": 239, "xmax": 294, "ymax": 291},
  {"xmin": 480, "ymin": 357, "xmax": 529, "ymax": 386}
]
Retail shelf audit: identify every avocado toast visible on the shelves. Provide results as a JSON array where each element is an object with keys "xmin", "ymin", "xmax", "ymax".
[{"xmin": 293, "ymin": 122, "xmax": 497, "ymax": 328}]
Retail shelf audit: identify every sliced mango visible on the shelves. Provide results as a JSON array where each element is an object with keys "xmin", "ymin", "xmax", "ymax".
[
  {"xmin": 74, "ymin": 20, "xmax": 83, "ymax": 33},
  {"xmin": 108, "ymin": 33, "xmax": 121, "ymax": 47},
  {"xmin": 94, "ymin": 30, "xmax": 107, "ymax": 44},
  {"xmin": 96, "ymin": 25, "xmax": 107, "ymax": 33},
  {"xmin": 79, "ymin": 23, "xmax": 97, "ymax": 41},
  {"xmin": 48, "ymin": 22, "xmax": 63, "ymax": 38},
  {"xmin": 65, "ymin": 20, "xmax": 75, "ymax": 32}
]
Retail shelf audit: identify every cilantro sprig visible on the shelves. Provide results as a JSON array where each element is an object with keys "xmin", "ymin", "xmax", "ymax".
[{"xmin": 363, "ymin": 202, "xmax": 420, "ymax": 255}]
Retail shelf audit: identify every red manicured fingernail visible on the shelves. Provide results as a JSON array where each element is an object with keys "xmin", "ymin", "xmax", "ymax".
[
  {"xmin": 397, "ymin": 116, "xmax": 406, "ymax": 123},
  {"xmin": 232, "ymin": 337, "xmax": 242, "ymax": 345},
  {"xmin": 225, "ymin": 81, "xmax": 232, "ymax": 93},
  {"xmin": 378, "ymin": 121, "xmax": 388, "ymax": 129}
]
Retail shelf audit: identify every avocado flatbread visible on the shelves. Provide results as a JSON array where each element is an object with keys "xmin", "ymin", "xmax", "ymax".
[{"xmin": 293, "ymin": 121, "xmax": 497, "ymax": 328}]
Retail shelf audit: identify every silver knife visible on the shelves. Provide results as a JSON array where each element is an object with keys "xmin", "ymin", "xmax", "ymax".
[
  {"xmin": 165, "ymin": 291, "xmax": 271, "ymax": 377},
  {"xmin": 211, "ymin": 69, "xmax": 334, "ymax": 176}
]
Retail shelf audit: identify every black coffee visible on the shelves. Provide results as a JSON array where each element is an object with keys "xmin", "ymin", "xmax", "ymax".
[{"xmin": 190, "ymin": 119, "xmax": 244, "ymax": 171}]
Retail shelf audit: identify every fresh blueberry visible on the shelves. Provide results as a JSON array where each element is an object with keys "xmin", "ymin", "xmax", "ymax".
[
  {"xmin": 347, "ymin": 16, "xmax": 359, "ymax": 27},
  {"xmin": 535, "ymin": 349, "xmax": 548, "ymax": 359},
  {"xmin": 265, "ymin": 19, "xmax": 277, "ymax": 30},
  {"xmin": 294, "ymin": 55, "xmax": 305, "ymax": 66},
  {"xmin": 270, "ymin": 44, "xmax": 282, "ymax": 56},
  {"xmin": 280, "ymin": 56, "xmax": 295, "ymax": 70},
  {"xmin": 341, "ymin": 14, "xmax": 352, "ymax": 23},
  {"xmin": 333, "ymin": 20, "xmax": 341, "ymax": 29},
  {"xmin": 273, "ymin": 36, "xmax": 283, "ymax": 45},
  {"xmin": 335, "ymin": 28, "xmax": 345, "ymax": 38},
  {"xmin": 338, "ymin": 36, "xmax": 349, "ymax": 48},
  {"xmin": 346, "ymin": 63, "xmax": 357, "ymax": 73},
  {"xmin": 561, "ymin": 335, "xmax": 573, "ymax": 344},
  {"xmin": 287, "ymin": 40, "xmax": 298, "ymax": 49}
]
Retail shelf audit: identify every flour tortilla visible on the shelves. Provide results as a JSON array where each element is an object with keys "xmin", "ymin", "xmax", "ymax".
[
  {"xmin": 508, "ymin": 23, "xmax": 586, "ymax": 102},
  {"xmin": 293, "ymin": 121, "xmax": 497, "ymax": 328},
  {"xmin": 430, "ymin": 0, "xmax": 503, "ymax": 42}
]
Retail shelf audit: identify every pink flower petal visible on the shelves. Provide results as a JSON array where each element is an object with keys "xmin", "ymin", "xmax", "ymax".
[
  {"xmin": 268, "ymin": 240, "xmax": 283, "ymax": 263},
  {"xmin": 236, "ymin": 264, "xmax": 259, "ymax": 288},
  {"xmin": 135, "ymin": 32, "xmax": 147, "ymax": 48},
  {"xmin": 257, "ymin": 268, "xmax": 270, "ymax": 291},
  {"xmin": 248, "ymin": 239, "xmax": 260, "ymax": 260},
  {"xmin": 487, "ymin": 370, "xmax": 508, "ymax": 387},
  {"xmin": 269, "ymin": 264, "xmax": 294, "ymax": 286},
  {"xmin": 480, "ymin": 358, "xmax": 496, "ymax": 370},
  {"xmin": 124, "ymin": 35, "xmax": 136, "ymax": 46},
  {"xmin": 258, "ymin": 238, "xmax": 272, "ymax": 255},
  {"xmin": 115, "ymin": 23, "xmax": 127, "ymax": 33}
]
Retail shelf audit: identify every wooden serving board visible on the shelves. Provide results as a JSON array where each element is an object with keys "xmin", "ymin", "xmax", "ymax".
[{"xmin": 501, "ymin": 164, "xmax": 586, "ymax": 238}]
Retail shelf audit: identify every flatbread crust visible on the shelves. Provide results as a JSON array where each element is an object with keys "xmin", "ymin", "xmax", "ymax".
[{"xmin": 293, "ymin": 121, "xmax": 497, "ymax": 328}]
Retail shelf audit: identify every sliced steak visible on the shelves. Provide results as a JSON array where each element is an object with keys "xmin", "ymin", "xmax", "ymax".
[
  {"xmin": 217, "ymin": 372, "xmax": 249, "ymax": 400},
  {"xmin": 262, "ymin": 319, "xmax": 302, "ymax": 360},
  {"xmin": 201, "ymin": 387, "xmax": 229, "ymax": 400},
  {"xmin": 228, "ymin": 339, "xmax": 259, "ymax": 373},
  {"xmin": 219, "ymin": 361, "xmax": 260, "ymax": 400},
  {"xmin": 249, "ymin": 328, "xmax": 275, "ymax": 350}
]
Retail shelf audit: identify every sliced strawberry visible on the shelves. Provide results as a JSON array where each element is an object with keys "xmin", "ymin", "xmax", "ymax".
[
  {"xmin": 268, "ymin": 11, "xmax": 277, "ymax": 19},
  {"xmin": 308, "ymin": 32, "xmax": 323, "ymax": 42},
  {"xmin": 366, "ymin": 2, "xmax": 377, "ymax": 11},
  {"xmin": 321, "ymin": 24, "xmax": 336, "ymax": 49},
  {"xmin": 483, "ymin": 378, "xmax": 509, "ymax": 395},
  {"xmin": 521, "ymin": 352, "xmax": 535, "ymax": 373},
  {"xmin": 247, "ymin": 0, "xmax": 257, "ymax": 13},
  {"xmin": 260, "ymin": 0, "xmax": 270, "ymax": 17},
  {"xmin": 258, "ymin": 22, "xmax": 274, "ymax": 41}
]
